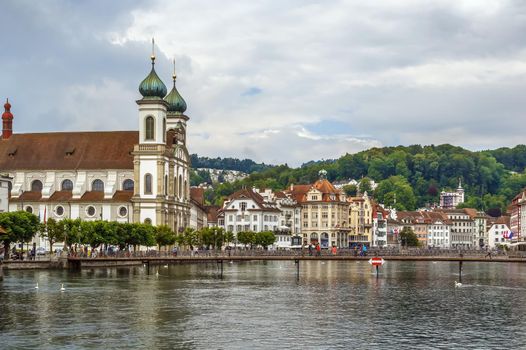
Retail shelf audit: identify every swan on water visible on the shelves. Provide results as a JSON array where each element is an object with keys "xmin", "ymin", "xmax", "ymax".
[
  {"xmin": 35, "ymin": 283, "xmax": 39, "ymax": 289},
  {"xmin": 60, "ymin": 284, "xmax": 65, "ymax": 292},
  {"xmin": 454, "ymin": 281, "xmax": 462, "ymax": 287}
]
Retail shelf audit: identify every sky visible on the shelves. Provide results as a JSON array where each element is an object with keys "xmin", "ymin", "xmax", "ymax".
[{"xmin": 1, "ymin": 0, "xmax": 525, "ymax": 167}]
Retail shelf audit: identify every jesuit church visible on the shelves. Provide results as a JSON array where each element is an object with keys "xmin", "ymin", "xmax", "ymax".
[{"xmin": 0, "ymin": 49, "xmax": 191, "ymax": 233}]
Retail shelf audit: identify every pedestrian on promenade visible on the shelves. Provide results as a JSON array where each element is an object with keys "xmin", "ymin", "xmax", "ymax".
[
  {"xmin": 316, "ymin": 243, "xmax": 321, "ymax": 257},
  {"xmin": 331, "ymin": 245, "xmax": 337, "ymax": 255},
  {"xmin": 308, "ymin": 244, "xmax": 314, "ymax": 256}
]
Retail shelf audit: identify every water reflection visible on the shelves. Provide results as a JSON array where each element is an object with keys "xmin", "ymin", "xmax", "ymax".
[{"xmin": 1, "ymin": 261, "xmax": 526, "ymax": 349}]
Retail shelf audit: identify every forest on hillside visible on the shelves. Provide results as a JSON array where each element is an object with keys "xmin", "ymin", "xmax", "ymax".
[{"xmin": 192, "ymin": 144, "xmax": 526, "ymax": 216}]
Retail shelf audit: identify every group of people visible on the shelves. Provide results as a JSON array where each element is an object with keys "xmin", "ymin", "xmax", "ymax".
[{"xmin": 307, "ymin": 243, "xmax": 339, "ymax": 256}]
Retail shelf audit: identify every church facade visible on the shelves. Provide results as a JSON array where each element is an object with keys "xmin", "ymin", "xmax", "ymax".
[{"xmin": 0, "ymin": 51, "xmax": 191, "ymax": 235}]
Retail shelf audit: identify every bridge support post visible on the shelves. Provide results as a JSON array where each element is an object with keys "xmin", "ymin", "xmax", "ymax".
[
  {"xmin": 459, "ymin": 260, "xmax": 463, "ymax": 283},
  {"xmin": 218, "ymin": 259, "xmax": 223, "ymax": 279},
  {"xmin": 295, "ymin": 259, "xmax": 299, "ymax": 281},
  {"xmin": 376, "ymin": 265, "xmax": 379, "ymax": 279}
]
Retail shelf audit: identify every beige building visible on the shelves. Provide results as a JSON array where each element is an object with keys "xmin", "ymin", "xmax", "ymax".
[
  {"xmin": 348, "ymin": 193, "xmax": 373, "ymax": 247},
  {"xmin": 288, "ymin": 170, "xmax": 349, "ymax": 248}
]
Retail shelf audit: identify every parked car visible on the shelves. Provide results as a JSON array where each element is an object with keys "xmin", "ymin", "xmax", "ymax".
[{"xmin": 36, "ymin": 247, "xmax": 47, "ymax": 256}]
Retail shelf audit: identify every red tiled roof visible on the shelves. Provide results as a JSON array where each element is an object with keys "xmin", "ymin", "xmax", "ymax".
[
  {"xmin": 112, "ymin": 190, "xmax": 133, "ymax": 202},
  {"xmin": 190, "ymin": 187, "xmax": 205, "ymax": 205},
  {"xmin": 48, "ymin": 191, "xmax": 73, "ymax": 201},
  {"xmin": 80, "ymin": 191, "xmax": 105, "ymax": 201},
  {"xmin": 205, "ymin": 205, "xmax": 220, "ymax": 223},
  {"xmin": 0, "ymin": 131, "xmax": 137, "ymax": 170},
  {"xmin": 18, "ymin": 191, "xmax": 42, "ymax": 201}
]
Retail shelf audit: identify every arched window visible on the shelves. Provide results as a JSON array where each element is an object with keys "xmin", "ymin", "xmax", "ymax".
[
  {"xmin": 164, "ymin": 175, "xmax": 168, "ymax": 195},
  {"xmin": 184, "ymin": 180, "xmax": 188, "ymax": 200},
  {"xmin": 144, "ymin": 218, "xmax": 152, "ymax": 225},
  {"xmin": 122, "ymin": 179, "xmax": 134, "ymax": 191},
  {"xmin": 144, "ymin": 174, "xmax": 152, "ymax": 194},
  {"xmin": 92, "ymin": 179, "xmax": 104, "ymax": 192},
  {"xmin": 174, "ymin": 176, "xmax": 177, "ymax": 196},
  {"xmin": 163, "ymin": 118, "xmax": 166, "ymax": 143},
  {"xmin": 61, "ymin": 179, "xmax": 73, "ymax": 191},
  {"xmin": 145, "ymin": 116, "xmax": 155, "ymax": 140},
  {"xmin": 178, "ymin": 175, "xmax": 182, "ymax": 198},
  {"xmin": 31, "ymin": 180, "xmax": 43, "ymax": 192}
]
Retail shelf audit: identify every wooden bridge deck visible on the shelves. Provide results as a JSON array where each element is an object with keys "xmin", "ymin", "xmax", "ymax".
[{"xmin": 67, "ymin": 255, "xmax": 526, "ymax": 264}]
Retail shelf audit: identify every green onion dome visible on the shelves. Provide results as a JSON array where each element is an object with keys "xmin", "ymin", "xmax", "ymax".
[
  {"xmin": 139, "ymin": 57, "xmax": 167, "ymax": 99},
  {"xmin": 164, "ymin": 74, "xmax": 187, "ymax": 113}
]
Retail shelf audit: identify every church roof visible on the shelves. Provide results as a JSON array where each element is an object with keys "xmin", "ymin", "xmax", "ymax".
[{"xmin": 0, "ymin": 131, "xmax": 137, "ymax": 170}]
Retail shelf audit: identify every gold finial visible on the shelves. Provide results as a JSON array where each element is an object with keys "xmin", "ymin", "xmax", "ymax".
[
  {"xmin": 150, "ymin": 38, "xmax": 156, "ymax": 63},
  {"xmin": 172, "ymin": 58, "xmax": 177, "ymax": 83}
]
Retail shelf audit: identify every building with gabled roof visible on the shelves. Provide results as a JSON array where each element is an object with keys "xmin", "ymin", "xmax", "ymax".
[{"xmin": 286, "ymin": 170, "xmax": 350, "ymax": 248}]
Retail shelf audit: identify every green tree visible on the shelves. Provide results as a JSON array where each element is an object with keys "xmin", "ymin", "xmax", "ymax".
[
  {"xmin": 375, "ymin": 176, "xmax": 416, "ymax": 210},
  {"xmin": 399, "ymin": 227, "xmax": 419, "ymax": 247},
  {"xmin": 342, "ymin": 184, "xmax": 357, "ymax": 196},
  {"xmin": 154, "ymin": 225, "xmax": 176, "ymax": 250},
  {"xmin": 237, "ymin": 231, "xmax": 255, "ymax": 248},
  {"xmin": 0, "ymin": 211, "xmax": 40, "ymax": 258},
  {"xmin": 42, "ymin": 218, "xmax": 65, "ymax": 254},
  {"xmin": 62, "ymin": 218, "xmax": 82, "ymax": 249},
  {"xmin": 254, "ymin": 231, "xmax": 276, "ymax": 249}
]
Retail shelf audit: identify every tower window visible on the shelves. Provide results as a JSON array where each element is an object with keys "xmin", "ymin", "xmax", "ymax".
[
  {"xmin": 123, "ymin": 179, "xmax": 134, "ymax": 191},
  {"xmin": 61, "ymin": 179, "xmax": 73, "ymax": 191},
  {"xmin": 31, "ymin": 180, "xmax": 43, "ymax": 192},
  {"xmin": 92, "ymin": 179, "xmax": 104, "ymax": 192},
  {"xmin": 163, "ymin": 118, "xmax": 166, "ymax": 143},
  {"xmin": 164, "ymin": 175, "xmax": 168, "ymax": 195},
  {"xmin": 145, "ymin": 116, "xmax": 155, "ymax": 140},
  {"xmin": 145, "ymin": 174, "xmax": 152, "ymax": 194},
  {"xmin": 178, "ymin": 175, "xmax": 182, "ymax": 198}
]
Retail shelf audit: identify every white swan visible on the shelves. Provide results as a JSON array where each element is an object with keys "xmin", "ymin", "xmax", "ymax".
[
  {"xmin": 60, "ymin": 284, "xmax": 65, "ymax": 292},
  {"xmin": 35, "ymin": 283, "xmax": 39, "ymax": 289},
  {"xmin": 454, "ymin": 281, "xmax": 462, "ymax": 287},
  {"xmin": 155, "ymin": 271, "xmax": 159, "ymax": 277},
  {"xmin": 163, "ymin": 264, "xmax": 168, "ymax": 268}
]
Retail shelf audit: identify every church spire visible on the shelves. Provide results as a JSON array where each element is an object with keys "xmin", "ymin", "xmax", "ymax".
[
  {"xmin": 138, "ymin": 38, "xmax": 167, "ymax": 99},
  {"xmin": 2, "ymin": 98, "xmax": 13, "ymax": 140},
  {"xmin": 164, "ymin": 57, "xmax": 187, "ymax": 113}
]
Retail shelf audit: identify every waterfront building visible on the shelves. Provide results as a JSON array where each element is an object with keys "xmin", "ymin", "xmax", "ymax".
[
  {"xmin": 439, "ymin": 179, "xmax": 465, "ymax": 209},
  {"xmin": 348, "ymin": 192, "xmax": 373, "ymax": 247},
  {"xmin": 221, "ymin": 188, "xmax": 281, "ymax": 235},
  {"xmin": 397, "ymin": 211, "xmax": 429, "ymax": 246},
  {"xmin": 508, "ymin": 189, "xmax": 526, "ymax": 240},
  {"xmin": 287, "ymin": 170, "xmax": 349, "ymax": 248},
  {"xmin": 189, "ymin": 188, "xmax": 208, "ymax": 230},
  {"xmin": 205, "ymin": 205, "xmax": 220, "ymax": 228},
  {"xmin": 371, "ymin": 201, "xmax": 388, "ymax": 247},
  {"xmin": 487, "ymin": 216, "xmax": 512, "ymax": 248},
  {"xmin": 386, "ymin": 218, "xmax": 402, "ymax": 246},
  {"xmin": 0, "ymin": 174, "xmax": 11, "ymax": 213},
  {"xmin": 436, "ymin": 209, "xmax": 476, "ymax": 249},
  {"xmin": 0, "ymin": 49, "xmax": 191, "ymax": 247}
]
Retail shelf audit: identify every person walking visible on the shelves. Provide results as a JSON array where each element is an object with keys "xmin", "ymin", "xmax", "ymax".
[
  {"xmin": 316, "ymin": 243, "xmax": 321, "ymax": 257},
  {"xmin": 331, "ymin": 245, "xmax": 337, "ymax": 255},
  {"xmin": 308, "ymin": 244, "xmax": 314, "ymax": 256}
]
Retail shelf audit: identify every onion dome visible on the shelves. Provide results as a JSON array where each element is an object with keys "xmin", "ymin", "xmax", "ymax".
[
  {"xmin": 139, "ymin": 55, "xmax": 167, "ymax": 99},
  {"xmin": 2, "ymin": 98, "xmax": 13, "ymax": 120},
  {"xmin": 164, "ymin": 60, "xmax": 187, "ymax": 113},
  {"xmin": 164, "ymin": 74, "xmax": 187, "ymax": 113}
]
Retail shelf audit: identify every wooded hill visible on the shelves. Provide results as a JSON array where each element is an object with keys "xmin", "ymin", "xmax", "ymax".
[{"xmin": 193, "ymin": 144, "xmax": 526, "ymax": 216}]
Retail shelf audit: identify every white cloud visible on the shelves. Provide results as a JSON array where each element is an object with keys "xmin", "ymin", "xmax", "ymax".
[{"xmin": 2, "ymin": 0, "xmax": 526, "ymax": 165}]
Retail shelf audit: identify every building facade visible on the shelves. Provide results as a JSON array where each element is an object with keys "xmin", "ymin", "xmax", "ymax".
[
  {"xmin": 439, "ymin": 180, "xmax": 465, "ymax": 209},
  {"xmin": 288, "ymin": 171, "xmax": 349, "ymax": 248},
  {"xmin": 0, "ymin": 51, "xmax": 191, "ymax": 242}
]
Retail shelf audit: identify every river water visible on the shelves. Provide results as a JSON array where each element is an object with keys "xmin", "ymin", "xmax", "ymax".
[{"xmin": 1, "ymin": 261, "xmax": 525, "ymax": 349}]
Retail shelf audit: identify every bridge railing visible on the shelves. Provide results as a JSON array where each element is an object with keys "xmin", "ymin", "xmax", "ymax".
[{"xmin": 66, "ymin": 247, "xmax": 513, "ymax": 259}]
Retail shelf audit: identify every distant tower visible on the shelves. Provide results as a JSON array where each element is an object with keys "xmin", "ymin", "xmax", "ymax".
[
  {"xmin": 456, "ymin": 178, "xmax": 464, "ymax": 203},
  {"xmin": 318, "ymin": 169, "xmax": 327, "ymax": 180},
  {"xmin": 164, "ymin": 58, "xmax": 188, "ymax": 146},
  {"xmin": 2, "ymin": 99, "xmax": 13, "ymax": 140}
]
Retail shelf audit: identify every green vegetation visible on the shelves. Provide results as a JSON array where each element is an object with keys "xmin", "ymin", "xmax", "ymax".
[
  {"xmin": 190, "ymin": 154, "xmax": 273, "ymax": 173},
  {"xmin": 198, "ymin": 144, "xmax": 526, "ymax": 214},
  {"xmin": 0, "ymin": 211, "xmax": 40, "ymax": 258},
  {"xmin": 399, "ymin": 227, "xmax": 419, "ymax": 247}
]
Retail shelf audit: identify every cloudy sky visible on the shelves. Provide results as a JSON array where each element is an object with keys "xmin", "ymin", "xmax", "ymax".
[{"xmin": 1, "ymin": 0, "xmax": 525, "ymax": 166}]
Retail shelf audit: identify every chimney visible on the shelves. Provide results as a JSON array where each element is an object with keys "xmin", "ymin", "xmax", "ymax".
[{"xmin": 2, "ymin": 98, "xmax": 13, "ymax": 140}]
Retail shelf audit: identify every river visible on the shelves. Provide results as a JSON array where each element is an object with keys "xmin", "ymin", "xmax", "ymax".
[{"xmin": 1, "ymin": 261, "xmax": 525, "ymax": 349}]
